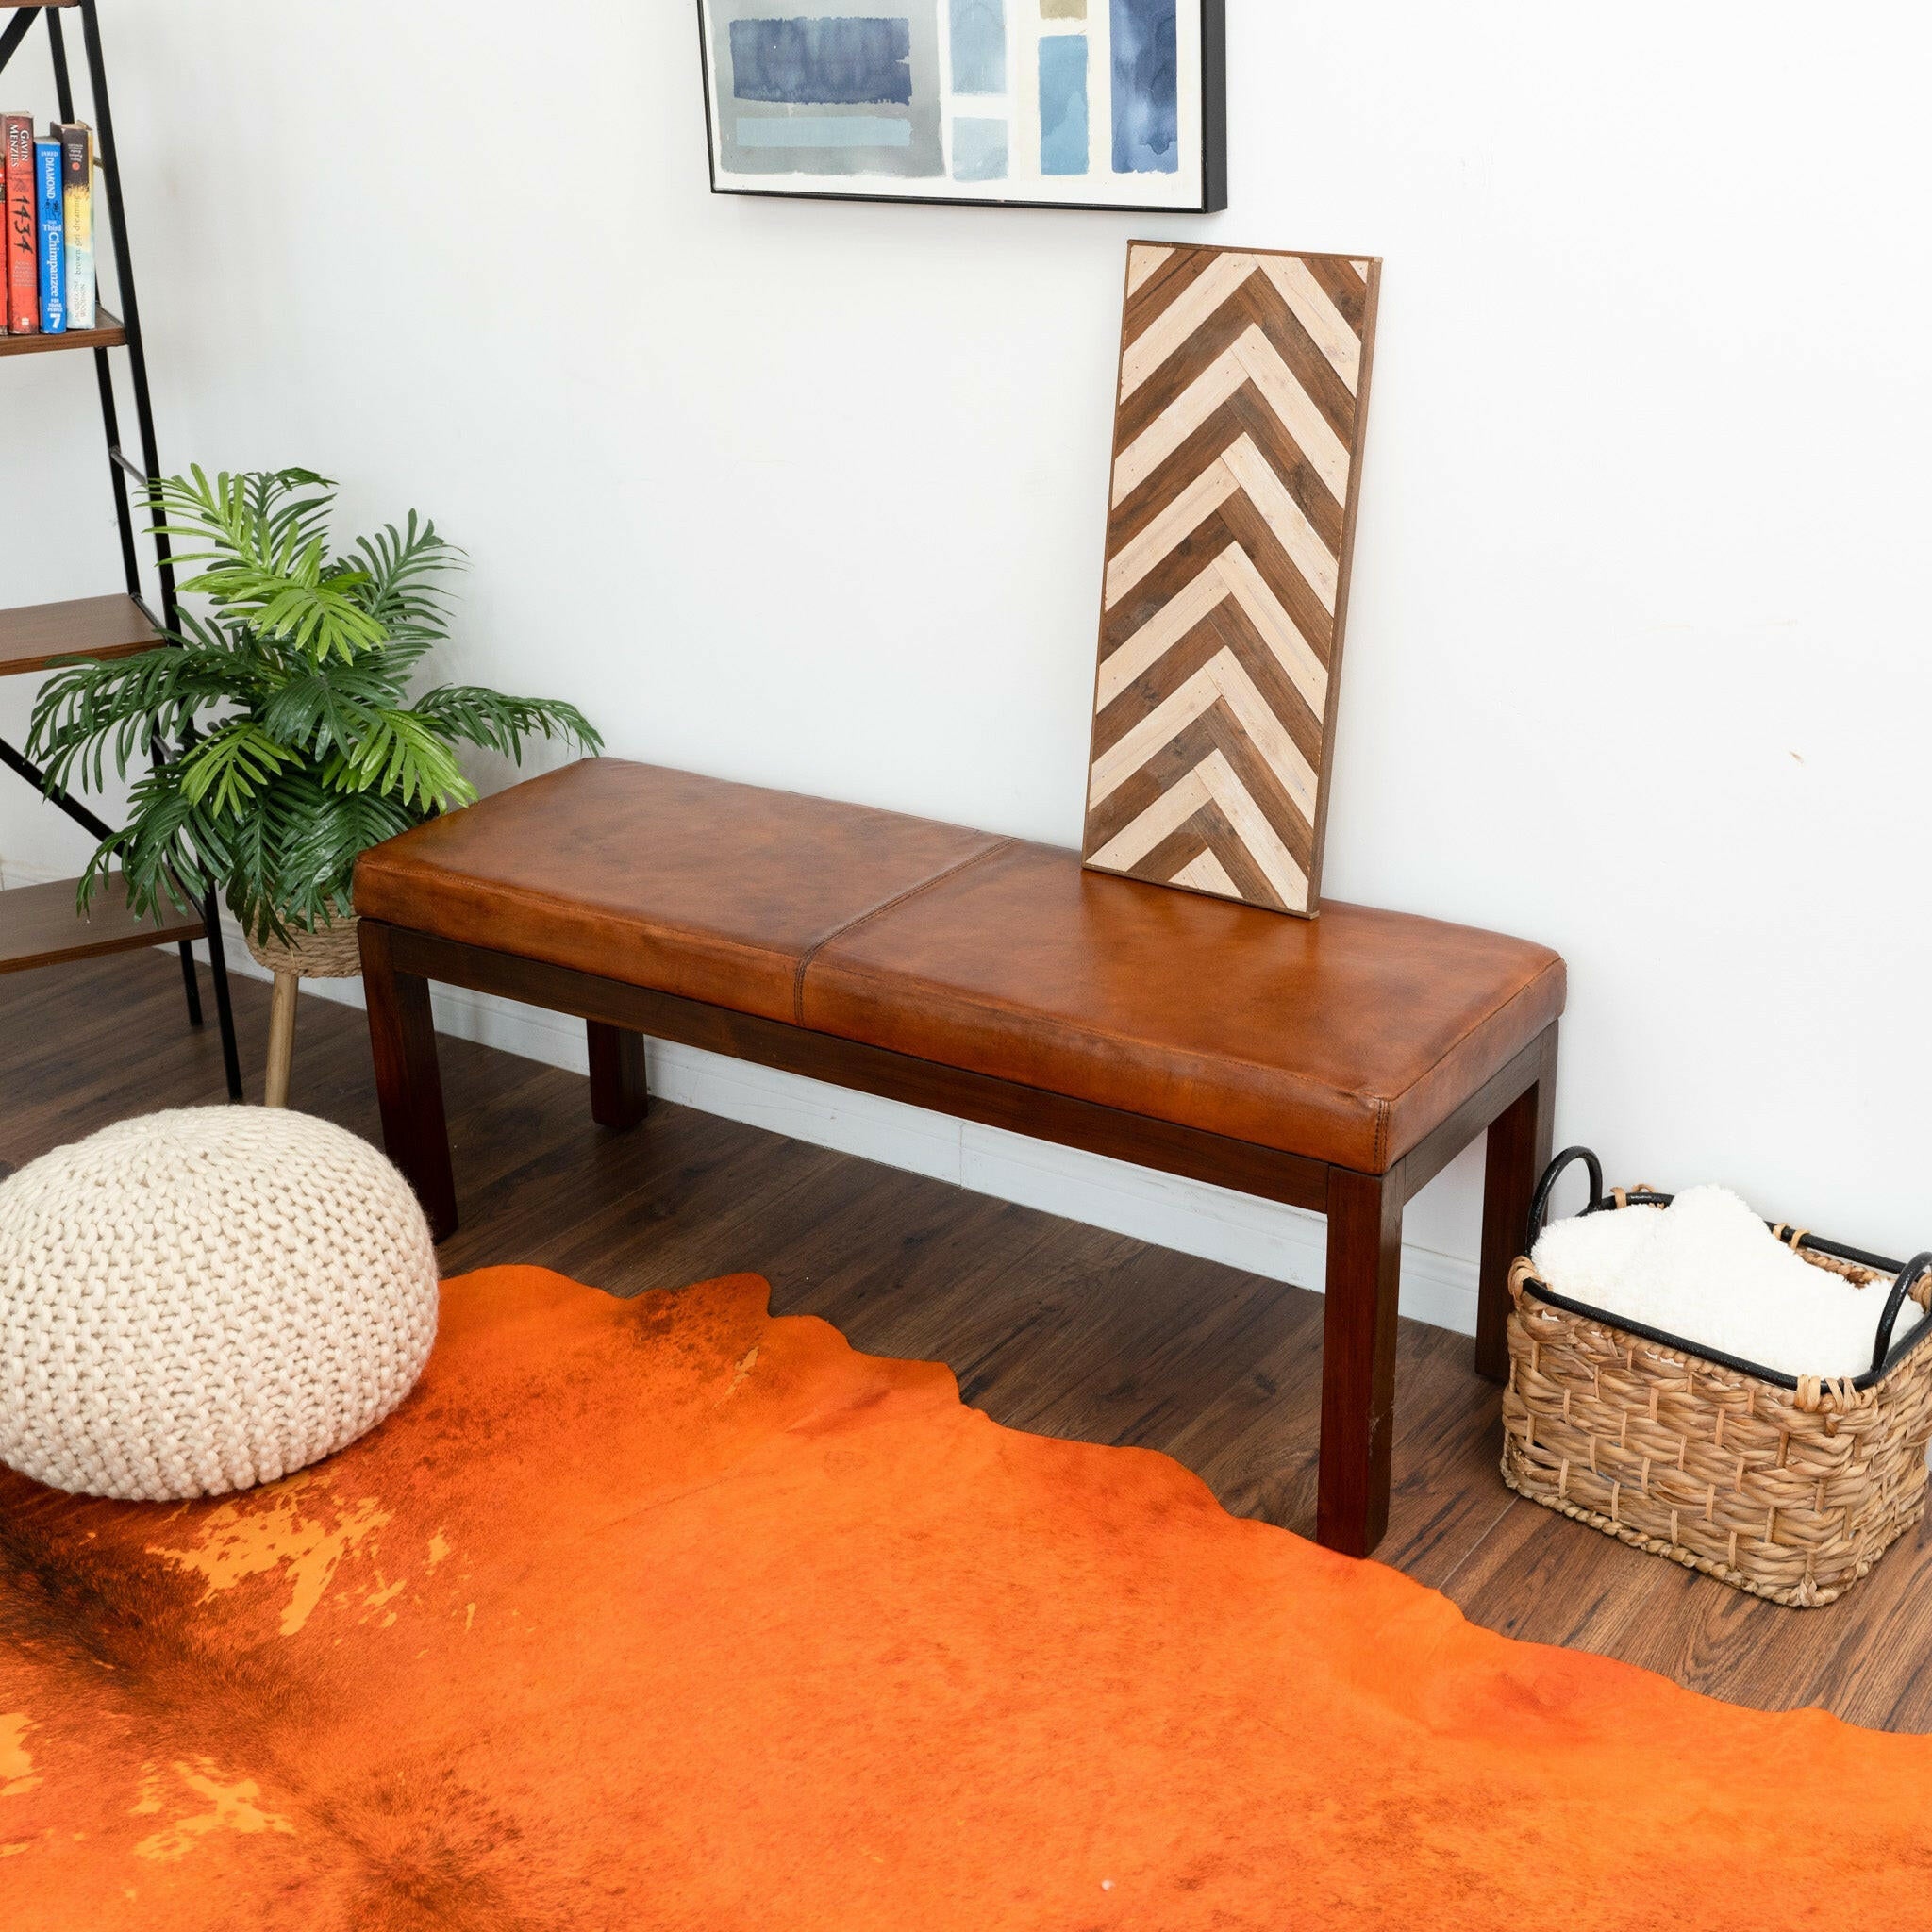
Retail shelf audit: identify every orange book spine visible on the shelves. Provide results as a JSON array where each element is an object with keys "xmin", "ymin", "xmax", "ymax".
[{"xmin": 4, "ymin": 114, "xmax": 37, "ymax": 334}]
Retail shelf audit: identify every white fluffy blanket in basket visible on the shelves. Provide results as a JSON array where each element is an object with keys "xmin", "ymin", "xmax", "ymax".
[{"xmin": 1530, "ymin": 1185, "xmax": 1924, "ymax": 1381}]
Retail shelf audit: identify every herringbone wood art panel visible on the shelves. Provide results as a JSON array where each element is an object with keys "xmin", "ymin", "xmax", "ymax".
[{"xmin": 1083, "ymin": 242, "xmax": 1381, "ymax": 917}]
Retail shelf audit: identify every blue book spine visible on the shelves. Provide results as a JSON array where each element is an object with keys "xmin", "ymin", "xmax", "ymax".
[{"xmin": 33, "ymin": 139, "xmax": 62, "ymax": 333}]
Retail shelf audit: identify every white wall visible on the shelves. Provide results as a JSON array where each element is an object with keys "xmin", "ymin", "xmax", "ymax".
[{"xmin": 7, "ymin": 1, "xmax": 1931, "ymax": 1307}]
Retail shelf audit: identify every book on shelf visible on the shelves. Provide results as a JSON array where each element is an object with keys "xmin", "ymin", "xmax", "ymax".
[
  {"xmin": 0, "ymin": 116, "xmax": 98, "ymax": 336},
  {"xmin": 57, "ymin": 122, "xmax": 93, "ymax": 331},
  {"xmin": 3, "ymin": 113, "xmax": 35, "ymax": 335},
  {"xmin": 34, "ymin": 136, "xmax": 63, "ymax": 333}
]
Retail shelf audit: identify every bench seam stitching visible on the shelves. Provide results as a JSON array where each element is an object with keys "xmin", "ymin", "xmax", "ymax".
[{"xmin": 791, "ymin": 839, "xmax": 1019, "ymax": 1026}]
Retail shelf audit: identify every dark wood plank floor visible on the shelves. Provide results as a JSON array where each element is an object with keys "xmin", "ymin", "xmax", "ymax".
[{"xmin": 7, "ymin": 944, "xmax": 1929, "ymax": 1732}]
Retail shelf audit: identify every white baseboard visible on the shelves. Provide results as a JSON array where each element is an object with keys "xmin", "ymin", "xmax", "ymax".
[{"xmin": 1, "ymin": 865, "xmax": 1481, "ymax": 1335}]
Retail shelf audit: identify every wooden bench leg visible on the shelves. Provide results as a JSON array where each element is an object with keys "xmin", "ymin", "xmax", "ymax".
[
  {"xmin": 1318, "ymin": 1167, "xmax": 1404, "ymax": 1557},
  {"xmin": 360, "ymin": 921, "xmax": 458, "ymax": 1241},
  {"xmin": 588, "ymin": 1021, "xmax": 648, "ymax": 1130},
  {"xmin": 1475, "ymin": 1024, "xmax": 1558, "ymax": 1381}
]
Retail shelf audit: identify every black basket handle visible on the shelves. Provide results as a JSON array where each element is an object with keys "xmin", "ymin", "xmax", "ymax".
[
  {"xmin": 1525, "ymin": 1146, "xmax": 1606, "ymax": 1251},
  {"xmin": 1872, "ymin": 1254, "xmax": 1932, "ymax": 1376}
]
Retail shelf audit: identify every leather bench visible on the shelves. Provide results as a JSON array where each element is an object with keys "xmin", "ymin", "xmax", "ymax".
[{"xmin": 354, "ymin": 759, "xmax": 1565, "ymax": 1557}]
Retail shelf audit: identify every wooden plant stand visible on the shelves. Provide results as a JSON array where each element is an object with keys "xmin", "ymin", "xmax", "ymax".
[{"xmin": 244, "ymin": 911, "xmax": 362, "ymax": 1109}]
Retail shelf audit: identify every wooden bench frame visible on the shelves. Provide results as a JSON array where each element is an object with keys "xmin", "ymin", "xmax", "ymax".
[{"xmin": 360, "ymin": 918, "xmax": 1557, "ymax": 1560}]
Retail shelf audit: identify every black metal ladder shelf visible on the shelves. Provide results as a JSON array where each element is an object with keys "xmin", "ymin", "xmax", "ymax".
[{"xmin": 0, "ymin": 0, "xmax": 242, "ymax": 1099}]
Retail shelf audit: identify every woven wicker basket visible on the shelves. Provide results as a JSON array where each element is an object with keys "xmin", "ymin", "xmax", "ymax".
[
  {"xmin": 242, "ymin": 907, "xmax": 362, "ymax": 981},
  {"xmin": 1502, "ymin": 1148, "xmax": 1932, "ymax": 1607}
]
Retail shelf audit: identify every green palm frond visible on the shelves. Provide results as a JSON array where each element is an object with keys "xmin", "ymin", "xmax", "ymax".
[
  {"xmin": 177, "ymin": 720, "xmax": 291, "ymax": 817},
  {"xmin": 30, "ymin": 648, "xmax": 194, "ymax": 794},
  {"xmin": 258, "ymin": 663, "xmax": 384, "ymax": 761},
  {"xmin": 352, "ymin": 513, "xmax": 460, "ymax": 633},
  {"xmin": 77, "ymin": 758, "xmax": 230, "ymax": 924},
  {"xmin": 151, "ymin": 466, "xmax": 334, "ymax": 574},
  {"xmin": 27, "ymin": 464, "xmax": 602, "ymax": 941},
  {"xmin": 240, "ymin": 771, "xmax": 417, "ymax": 941},
  {"xmin": 150, "ymin": 465, "xmax": 387, "ymax": 661},
  {"xmin": 324, "ymin": 707, "xmax": 474, "ymax": 813},
  {"xmin": 146, "ymin": 464, "xmax": 257, "ymax": 566},
  {"xmin": 247, "ymin": 467, "xmax": 337, "ymax": 560},
  {"xmin": 412, "ymin": 686, "xmax": 603, "ymax": 762},
  {"xmin": 189, "ymin": 549, "xmax": 384, "ymax": 662}
]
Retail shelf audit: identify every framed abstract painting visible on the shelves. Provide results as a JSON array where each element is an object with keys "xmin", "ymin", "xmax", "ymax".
[{"xmin": 696, "ymin": 1, "xmax": 1226, "ymax": 211}]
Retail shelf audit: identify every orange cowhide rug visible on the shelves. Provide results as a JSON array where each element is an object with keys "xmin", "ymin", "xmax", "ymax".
[{"xmin": 2, "ymin": 1267, "xmax": 1928, "ymax": 1930}]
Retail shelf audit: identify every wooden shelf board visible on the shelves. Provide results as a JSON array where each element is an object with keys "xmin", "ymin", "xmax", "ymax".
[
  {"xmin": 0, "ymin": 593, "xmax": 160, "ymax": 678},
  {"xmin": 0, "ymin": 874, "xmax": 204, "ymax": 976},
  {"xmin": 0, "ymin": 309, "xmax": 126, "ymax": 357}
]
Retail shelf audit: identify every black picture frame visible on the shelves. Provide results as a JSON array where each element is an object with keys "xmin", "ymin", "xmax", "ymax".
[{"xmin": 695, "ymin": 0, "xmax": 1227, "ymax": 215}]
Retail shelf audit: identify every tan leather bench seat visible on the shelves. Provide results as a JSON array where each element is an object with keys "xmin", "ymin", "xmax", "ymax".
[{"xmin": 355, "ymin": 759, "xmax": 1563, "ymax": 1175}]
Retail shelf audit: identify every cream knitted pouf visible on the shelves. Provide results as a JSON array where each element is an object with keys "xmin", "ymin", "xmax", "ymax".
[{"xmin": 0, "ymin": 1108, "xmax": 438, "ymax": 1502}]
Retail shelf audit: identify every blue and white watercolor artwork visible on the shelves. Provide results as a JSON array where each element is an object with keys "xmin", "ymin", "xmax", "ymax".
[{"xmin": 700, "ymin": 0, "xmax": 1224, "ymax": 209}]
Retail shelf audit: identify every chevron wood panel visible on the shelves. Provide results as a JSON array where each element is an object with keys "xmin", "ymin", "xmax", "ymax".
[{"xmin": 1083, "ymin": 242, "xmax": 1381, "ymax": 918}]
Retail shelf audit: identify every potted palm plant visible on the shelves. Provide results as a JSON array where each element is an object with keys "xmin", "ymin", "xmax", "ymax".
[{"xmin": 27, "ymin": 467, "xmax": 601, "ymax": 1094}]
